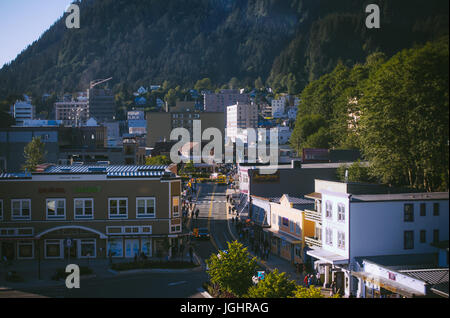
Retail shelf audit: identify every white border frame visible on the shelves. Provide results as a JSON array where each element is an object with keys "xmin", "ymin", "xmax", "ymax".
[
  {"xmin": 108, "ymin": 197, "xmax": 128, "ymax": 219},
  {"xmin": 11, "ymin": 199, "xmax": 32, "ymax": 221},
  {"xmin": 46, "ymin": 198, "xmax": 66, "ymax": 220},
  {"xmin": 78, "ymin": 238, "xmax": 96, "ymax": 258},
  {"xmin": 17, "ymin": 240, "xmax": 35, "ymax": 260},
  {"xmin": 136, "ymin": 197, "xmax": 156, "ymax": 219},
  {"xmin": 44, "ymin": 239, "xmax": 64, "ymax": 259},
  {"xmin": 74, "ymin": 198, "xmax": 94, "ymax": 220}
]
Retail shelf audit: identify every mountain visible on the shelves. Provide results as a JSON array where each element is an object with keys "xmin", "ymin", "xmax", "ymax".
[{"xmin": 0, "ymin": 0, "xmax": 448, "ymax": 98}]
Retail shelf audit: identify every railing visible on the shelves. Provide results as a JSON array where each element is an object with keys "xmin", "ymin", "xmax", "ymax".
[
  {"xmin": 305, "ymin": 236, "xmax": 322, "ymax": 248},
  {"xmin": 304, "ymin": 209, "xmax": 322, "ymax": 223}
]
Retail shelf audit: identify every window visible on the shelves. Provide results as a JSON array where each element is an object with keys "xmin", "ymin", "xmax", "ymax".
[
  {"xmin": 46, "ymin": 199, "xmax": 66, "ymax": 219},
  {"xmin": 172, "ymin": 196, "xmax": 180, "ymax": 217},
  {"xmin": 136, "ymin": 197, "xmax": 155, "ymax": 218},
  {"xmin": 337, "ymin": 232, "xmax": 345, "ymax": 249},
  {"xmin": 404, "ymin": 231, "xmax": 414, "ymax": 250},
  {"xmin": 171, "ymin": 224, "xmax": 181, "ymax": 232},
  {"xmin": 45, "ymin": 239, "xmax": 63, "ymax": 259},
  {"xmin": 109, "ymin": 198, "xmax": 128, "ymax": 219},
  {"xmin": 107, "ymin": 238, "xmax": 123, "ymax": 258},
  {"xmin": 337, "ymin": 204, "xmax": 345, "ymax": 222},
  {"xmin": 296, "ymin": 222, "xmax": 301, "ymax": 236},
  {"xmin": 0, "ymin": 200, "xmax": 3, "ymax": 220},
  {"xmin": 325, "ymin": 201, "xmax": 332, "ymax": 219},
  {"xmin": 420, "ymin": 230, "xmax": 426, "ymax": 243},
  {"xmin": 420, "ymin": 203, "xmax": 426, "ymax": 216},
  {"xmin": 282, "ymin": 217, "xmax": 289, "ymax": 227},
  {"xmin": 325, "ymin": 228, "xmax": 333, "ymax": 246},
  {"xmin": 404, "ymin": 204, "xmax": 414, "ymax": 222},
  {"xmin": 433, "ymin": 203, "xmax": 440, "ymax": 216},
  {"xmin": 79, "ymin": 239, "xmax": 96, "ymax": 258},
  {"xmin": 11, "ymin": 199, "xmax": 31, "ymax": 220},
  {"xmin": 433, "ymin": 230, "xmax": 440, "ymax": 244},
  {"xmin": 74, "ymin": 199, "xmax": 94, "ymax": 219},
  {"xmin": 17, "ymin": 240, "xmax": 34, "ymax": 259},
  {"xmin": 289, "ymin": 220, "xmax": 295, "ymax": 233}
]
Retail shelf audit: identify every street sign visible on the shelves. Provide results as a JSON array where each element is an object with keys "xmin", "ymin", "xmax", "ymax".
[
  {"xmin": 257, "ymin": 271, "xmax": 265, "ymax": 280},
  {"xmin": 65, "ymin": 238, "xmax": 73, "ymax": 247}
]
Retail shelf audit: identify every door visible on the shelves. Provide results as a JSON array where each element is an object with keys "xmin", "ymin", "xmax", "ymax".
[
  {"xmin": 1, "ymin": 242, "xmax": 15, "ymax": 260},
  {"xmin": 125, "ymin": 239, "xmax": 140, "ymax": 258}
]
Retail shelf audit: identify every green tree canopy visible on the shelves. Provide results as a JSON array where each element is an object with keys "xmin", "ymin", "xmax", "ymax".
[
  {"xmin": 145, "ymin": 155, "xmax": 171, "ymax": 166},
  {"xmin": 205, "ymin": 241, "xmax": 258, "ymax": 297},
  {"xmin": 358, "ymin": 38, "xmax": 449, "ymax": 191},
  {"xmin": 245, "ymin": 269, "xmax": 297, "ymax": 298},
  {"xmin": 23, "ymin": 136, "xmax": 46, "ymax": 172}
]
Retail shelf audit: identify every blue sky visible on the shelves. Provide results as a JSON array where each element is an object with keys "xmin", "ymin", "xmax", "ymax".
[{"xmin": 0, "ymin": 0, "xmax": 73, "ymax": 68}]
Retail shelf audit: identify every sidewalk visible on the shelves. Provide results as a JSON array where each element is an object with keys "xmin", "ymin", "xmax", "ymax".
[{"xmin": 225, "ymin": 200, "xmax": 306, "ymax": 286}]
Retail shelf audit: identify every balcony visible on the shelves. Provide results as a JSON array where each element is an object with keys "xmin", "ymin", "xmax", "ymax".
[
  {"xmin": 305, "ymin": 236, "xmax": 322, "ymax": 248},
  {"xmin": 304, "ymin": 209, "xmax": 322, "ymax": 223}
]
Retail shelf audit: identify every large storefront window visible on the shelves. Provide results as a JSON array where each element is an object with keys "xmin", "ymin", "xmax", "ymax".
[
  {"xmin": 79, "ymin": 239, "xmax": 96, "ymax": 258},
  {"xmin": 141, "ymin": 238, "xmax": 152, "ymax": 257},
  {"xmin": 45, "ymin": 239, "xmax": 62, "ymax": 259},
  {"xmin": 17, "ymin": 240, "xmax": 34, "ymax": 259},
  {"xmin": 107, "ymin": 238, "xmax": 123, "ymax": 257}
]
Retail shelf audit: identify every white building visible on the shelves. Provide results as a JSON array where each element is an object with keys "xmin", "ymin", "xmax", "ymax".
[
  {"xmin": 271, "ymin": 98, "xmax": 286, "ymax": 118},
  {"xmin": 257, "ymin": 126, "xmax": 291, "ymax": 145},
  {"xmin": 226, "ymin": 102, "xmax": 258, "ymax": 143},
  {"xmin": 55, "ymin": 100, "xmax": 89, "ymax": 126},
  {"xmin": 12, "ymin": 98, "xmax": 35, "ymax": 126},
  {"xmin": 305, "ymin": 179, "xmax": 449, "ymax": 297}
]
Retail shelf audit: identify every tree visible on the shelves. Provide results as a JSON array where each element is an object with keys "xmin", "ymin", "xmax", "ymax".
[
  {"xmin": 23, "ymin": 136, "xmax": 46, "ymax": 172},
  {"xmin": 145, "ymin": 155, "xmax": 171, "ymax": 165},
  {"xmin": 292, "ymin": 285, "xmax": 339, "ymax": 298},
  {"xmin": 290, "ymin": 114, "xmax": 328, "ymax": 153},
  {"xmin": 205, "ymin": 241, "xmax": 258, "ymax": 297},
  {"xmin": 245, "ymin": 269, "xmax": 297, "ymax": 298},
  {"xmin": 194, "ymin": 78, "xmax": 213, "ymax": 92},
  {"xmin": 358, "ymin": 39, "xmax": 449, "ymax": 191},
  {"xmin": 336, "ymin": 160, "xmax": 373, "ymax": 183},
  {"xmin": 254, "ymin": 77, "xmax": 264, "ymax": 90}
]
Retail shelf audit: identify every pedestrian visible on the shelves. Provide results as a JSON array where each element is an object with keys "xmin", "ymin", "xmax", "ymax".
[
  {"xmin": 303, "ymin": 274, "xmax": 308, "ymax": 287},
  {"xmin": 316, "ymin": 272, "xmax": 321, "ymax": 285},
  {"xmin": 307, "ymin": 274, "xmax": 312, "ymax": 287},
  {"xmin": 195, "ymin": 209, "xmax": 199, "ymax": 219}
]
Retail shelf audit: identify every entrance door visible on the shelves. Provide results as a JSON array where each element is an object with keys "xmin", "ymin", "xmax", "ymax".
[
  {"xmin": 125, "ymin": 239, "xmax": 140, "ymax": 258},
  {"xmin": 1, "ymin": 242, "xmax": 15, "ymax": 260}
]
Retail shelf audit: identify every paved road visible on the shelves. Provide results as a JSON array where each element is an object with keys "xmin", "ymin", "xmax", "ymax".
[{"xmin": 8, "ymin": 270, "xmax": 210, "ymax": 298}]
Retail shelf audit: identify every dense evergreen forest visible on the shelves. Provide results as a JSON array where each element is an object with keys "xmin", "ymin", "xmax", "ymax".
[{"xmin": 0, "ymin": 0, "xmax": 448, "ymax": 98}]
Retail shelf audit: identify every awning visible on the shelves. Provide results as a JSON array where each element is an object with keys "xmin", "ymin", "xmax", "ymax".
[
  {"xmin": 351, "ymin": 271, "xmax": 426, "ymax": 298},
  {"xmin": 306, "ymin": 247, "xmax": 349, "ymax": 265},
  {"xmin": 264, "ymin": 228, "xmax": 302, "ymax": 244}
]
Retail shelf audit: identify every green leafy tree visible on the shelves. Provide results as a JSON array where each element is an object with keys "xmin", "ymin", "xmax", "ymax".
[
  {"xmin": 245, "ymin": 269, "xmax": 297, "ymax": 298},
  {"xmin": 145, "ymin": 155, "xmax": 171, "ymax": 165},
  {"xmin": 290, "ymin": 114, "xmax": 328, "ymax": 153},
  {"xmin": 292, "ymin": 285, "xmax": 339, "ymax": 298},
  {"xmin": 23, "ymin": 136, "xmax": 46, "ymax": 172},
  {"xmin": 358, "ymin": 39, "xmax": 449, "ymax": 191},
  {"xmin": 205, "ymin": 241, "xmax": 258, "ymax": 297},
  {"xmin": 336, "ymin": 160, "xmax": 373, "ymax": 183},
  {"xmin": 194, "ymin": 78, "xmax": 213, "ymax": 92}
]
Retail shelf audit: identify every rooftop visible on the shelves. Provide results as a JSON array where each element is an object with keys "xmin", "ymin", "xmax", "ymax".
[
  {"xmin": 0, "ymin": 164, "xmax": 172, "ymax": 179},
  {"xmin": 351, "ymin": 192, "xmax": 449, "ymax": 202}
]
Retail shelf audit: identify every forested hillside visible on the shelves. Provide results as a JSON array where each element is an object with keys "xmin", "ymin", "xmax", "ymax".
[{"xmin": 0, "ymin": 0, "xmax": 448, "ymax": 98}]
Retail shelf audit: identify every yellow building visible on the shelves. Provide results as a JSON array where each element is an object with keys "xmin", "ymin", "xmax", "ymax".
[{"xmin": 266, "ymin": 194, "xmax": 316, "ymax": 265}]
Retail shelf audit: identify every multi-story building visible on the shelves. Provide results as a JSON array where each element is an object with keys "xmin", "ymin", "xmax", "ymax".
[
  {"xmin": 271, "ymin": 98, "xmax": 286, "ymax": 118},
  {"xmin": 87, "ymin": 88, "xmax": 115, "ymax": 123},
  {"xmin": 146, "ymin": 110, "xmax": 225, "ymax": 148},
  {"xmin": 12, "ymin": 99, "xmax": 35, "ymax": 126},
  {"xmin": 226, "ymin": 102, "xmax": 258, "ymax": 143},
  {"xmin": 0, "ymin": 164, "xmax": 184, "ymax": 261},
  {"xmin": 55, "ymin": 100, "xmax": 89, "ymax": 126},
  {"xmin": 203, "ymin": 89, "xmax": 250, "ymax": 113},
  {"xmin": 304, "ymin": 179, "xmax": 449, "ymax": 297}
]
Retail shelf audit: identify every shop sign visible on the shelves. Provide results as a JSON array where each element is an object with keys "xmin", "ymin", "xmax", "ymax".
[
  {"xmin": 74, "ymin": 186, "xmax": 101, "ymax": 193},
  {"xmin": 38, "ymin": 187, "xmax": 65, "ymax": 194}
]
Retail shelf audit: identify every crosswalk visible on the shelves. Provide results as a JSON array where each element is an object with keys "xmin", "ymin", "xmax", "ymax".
[{"xmin": 195, "ymin": 200, "xmax": 226, "ymax": 204}]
